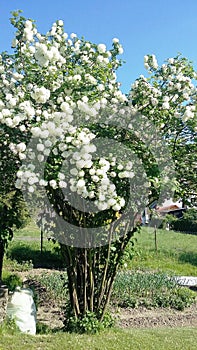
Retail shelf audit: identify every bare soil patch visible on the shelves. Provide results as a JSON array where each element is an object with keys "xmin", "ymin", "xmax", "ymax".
[{"xmin": 115, "ymin": 304, "xmax": 197, "ymax": 328}]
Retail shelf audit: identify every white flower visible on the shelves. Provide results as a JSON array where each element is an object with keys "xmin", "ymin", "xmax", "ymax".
[
  {"xmin": 89, "ymin": 168, "xmax": 95, "ymax": 175},
  {"xmin": 60, "ymin": 101, "xmax": 70, "ymax": 112},
  {"xmin": 144, "ymin": 55, "xmax": 149, "ymax": 63},
  {"xmin": 183, "ymin": 107, "xmax": 194, "ymax": 121},
  {"xmin": 37, "ymin": 154, "xmax": 44, "ymax": 162},
  {"xmin": 97, "ymin": 44, "xmax": 106, "ymax": 53},
  {"xmin": 37, "ymin": 143, "xmax": 44, "ymax": 152},
  {"xmin": 162, "ymin": 102, "xmax": 170, "ymax": 110},
  {"xmin": 19, "ymin": 153, "xmax": 26, "ymax": 160},
  {"xmin": 112, "ymin": 38, "xmax": 119, "ymax": 44},
  {"xmin": 28, "ymin": 177, "xmax": 38, "ymax": 185},
  {"xmin": 112, "ymin": 203, "xmax": 121, "ymax": 211},
  {"xmin": 118, "ymin": 47, "xmax": 124, "ymax": 55},
  {"xmin": 168, "ymin": 58, "xmax": 174, "ymax": 64},
  {"xmin": 19, "ymin": 125, "xmax": 26, "ymax": 132},
  {"xmin": 152, "ymin": 54, "xmax": 158, "ymax": 69},
  {"xmin": 16, "ymin": 143, "xmax": 26, "ymax": 152},
  {"xmin": 151, "ymin": 97, "xmax": 158, "ymax": 106},
  {"xmin": 49, "ymin": 180, "xmax": 58, "ymax": 189},
  {"xmin": 58, "ymin": 20, "xmax": 64, "ymax": 26},
  {"xmin": 28, "ymin": 186, "xmax": 35, "ymax": 193},
  {"xmin": 70, "ymin": 33, "xmax": 77, "ymax": 39},
  {"xmin": 107, "ymin": 198, "xmax": 116, "ymax": 206},
  {"xmin": 119, "ymin": 198, "xmax": 125, "ymax": 207},
  {"xmin": 39, "ymin": 179, "xmax": 48, "ymax": 186},
  {"xmin": 70, "ymin": 168, "xmax": 78, "ymax": 176},
  {"xmin": 77, "ymin": 179, "xmax": 86, "ymax": 189},
  {"xmin": 92, "ymin": 175, "xmax": 99, "ymax": 183},
  {"xmin": 11, "ymin": 38, "xmax": 18, "ymax": 48},
  {"xmin": 88, "ymin": 191, "xmax": 95, "ymax": 199},
  {"xmin": 31, "ymin": 86, "xmax": 50, "ymax": 103},
  {"xmin": 31, "ymin": 127, "xmax": 41, "ymax": 137},
  {"xmin": 45, "ymin": 140, "xmax": 52, "ymax": 148},
  {"xmin": 97, "ymin": 55, "xmax": 103, "ymax": 63},
  {"xmin": 117, "ymin": 164, "xmax": 123, "ymax": 171},
  {"xmin": 59, "ymin": 181, "xmax": 67, "ymax": 188},
  {"xmin": 73, "ymin": 74, "xmax": 81, "ymax": 81},
  {"xmin": 25, "ymin": 20, "xmax": 33, "ymax": 29},
  {"xmin": 15, "ymin": 179, "xmax": 22, "ymax": 189}
]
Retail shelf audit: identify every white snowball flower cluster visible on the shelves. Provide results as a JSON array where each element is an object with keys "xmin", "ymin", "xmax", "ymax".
[
  {"xmin": 144, "ymin": 54, "xmax": 158, "ymax": 70},
  {"xmin": 23, "ymin": 20, "xmax": 35, "ymax": 42},
  {"xmin": 97, "ymin": 44, "xmax": 106, "ymax": 54},
  {"xmin": 131, "ymin": 54, "xmax": 197, "ymax": 130},
  {"xmin": 31, "ymin": 86, "xmax": 51, "ymax": 104},
  {"xmin": 34, "ymin": 42, "xmax": 65, "ymax": 67},
  {"xmin": 183, "ymin": 105, "xmax": 195, "ymax": 121}
]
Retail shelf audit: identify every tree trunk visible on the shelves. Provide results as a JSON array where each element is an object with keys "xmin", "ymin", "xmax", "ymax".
[
  {"xmin": 0, "ymin": 241, "xmax": 5, "ymax": 283},
  {"xmin": 60, "ymin": 223, "xmax": 138, "ymax": 327}
]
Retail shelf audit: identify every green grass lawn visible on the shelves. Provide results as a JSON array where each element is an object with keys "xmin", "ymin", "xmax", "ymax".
[
  {"xmin": 0, "ymin": 327, "xmax": 197, "ymax": 350},
  {"xmin": 14, "ymin": 221, "xmax": 41, "ymax": 238},
  {"xmin": 4, "ymin": 223, "xmax": 197, "ymax": 275},
  {"xmin": 126, "ymin": 227, "xmax": 197, "ymax": 276}
]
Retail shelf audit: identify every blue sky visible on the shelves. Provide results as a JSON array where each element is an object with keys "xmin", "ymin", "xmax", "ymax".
[{"xmin": 1, "ymin": 0, "xmax": 197, "ymax": 93}]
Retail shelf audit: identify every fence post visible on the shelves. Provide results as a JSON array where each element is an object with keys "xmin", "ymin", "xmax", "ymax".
[{"xmin": 40, "ymin": 229, "xmax": 43, "ymax": 255}]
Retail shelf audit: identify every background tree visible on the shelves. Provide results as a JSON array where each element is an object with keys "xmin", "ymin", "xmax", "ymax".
[
  {"xmin": 130, "ymin": 54, "xmax": 197, "ymax": 203},
  {"xmin": 0, "ymin": 125, "xmax": 29, "ymax": 281},
  {"xmin": 0, "ymin": 11, "xmax": 196, "ymax": 331}
]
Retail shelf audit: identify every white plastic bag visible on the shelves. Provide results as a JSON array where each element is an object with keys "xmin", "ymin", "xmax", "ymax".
[{"xmin": 7, "ymin": 287, "xmax": 36, "ymax": 335}]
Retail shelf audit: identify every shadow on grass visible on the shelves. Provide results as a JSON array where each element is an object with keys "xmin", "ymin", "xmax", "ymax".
[
  {"xmin": 6, "ymin": 242, "xmax": 65, "ymax": 269},
  {"xmin": 178, "ymin": 252, "xmax": 197, "ymax": 267}
]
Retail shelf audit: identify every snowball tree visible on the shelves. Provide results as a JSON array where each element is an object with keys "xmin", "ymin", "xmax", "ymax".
[
  {"xmin": 130, "ymin": 54, "xmax": 197, "ymax": 202},
  {"xmin": 0, "ymin": 11, "xmax": 197, "ymax": 330}
]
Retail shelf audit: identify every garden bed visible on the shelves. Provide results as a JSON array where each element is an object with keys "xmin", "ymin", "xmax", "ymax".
[{"xmin": 14, "ymin": 267, "xmax": 197, "ymax": 331}]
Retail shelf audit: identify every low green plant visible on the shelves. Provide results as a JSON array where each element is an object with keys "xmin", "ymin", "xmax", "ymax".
[
  {"xmin": 4, "ymin": 257, "xmax": 34, "ymax": 272},
  {"xmin": 2, "ymin": 272, "xmax": 22, "ymax": 292},
  {"xmin": 36, "ymin": 271, "xmax": 68, "ymax": 303},
  {"xmin": 36, "ymin": 322, "xmax": 53, "ymax": 335},
  {"xmin": 0, "ymin": 318, "xmax": 20, "ymax": 335},
  {"xmin": 112, "ymin": 271, "xmax": 196, "ymax": 310},
  {"xmin": 64, "ymin": 309, "xmax": 114, "ymax": 334}
]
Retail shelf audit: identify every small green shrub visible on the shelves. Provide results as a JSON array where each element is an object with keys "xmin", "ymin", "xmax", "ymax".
[
  {"xmin": 64, "ymin": 309, "xmax": 114, "ymax": 334},
  {"xmin": 167, "ymin": 209, "xmax": 197, "ymax": 234}
]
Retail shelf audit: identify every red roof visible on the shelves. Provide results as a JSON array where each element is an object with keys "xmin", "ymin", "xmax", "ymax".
[{"xmin": 157, "ymin": 204, "xmax": 181, "ymax": 212}]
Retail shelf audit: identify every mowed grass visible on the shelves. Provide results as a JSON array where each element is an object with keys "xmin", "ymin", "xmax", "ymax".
[
  {"xmin": 5, "ymin": 223, "xmax": 197, "ymax": 275},
  {"xmin": 4, "ymin": 221, "xmax": 64, "ymax": 270},
  {"xmin": 127, "ymin": 227, "xmax": 197, "ymax": 276},
  {"xmin": 0, "ymin": 327, "xmax": 197, "ymax": 350},
  {"xmin": 14, "ymin": 221, "xmax": 41, "ymax": 238}
]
